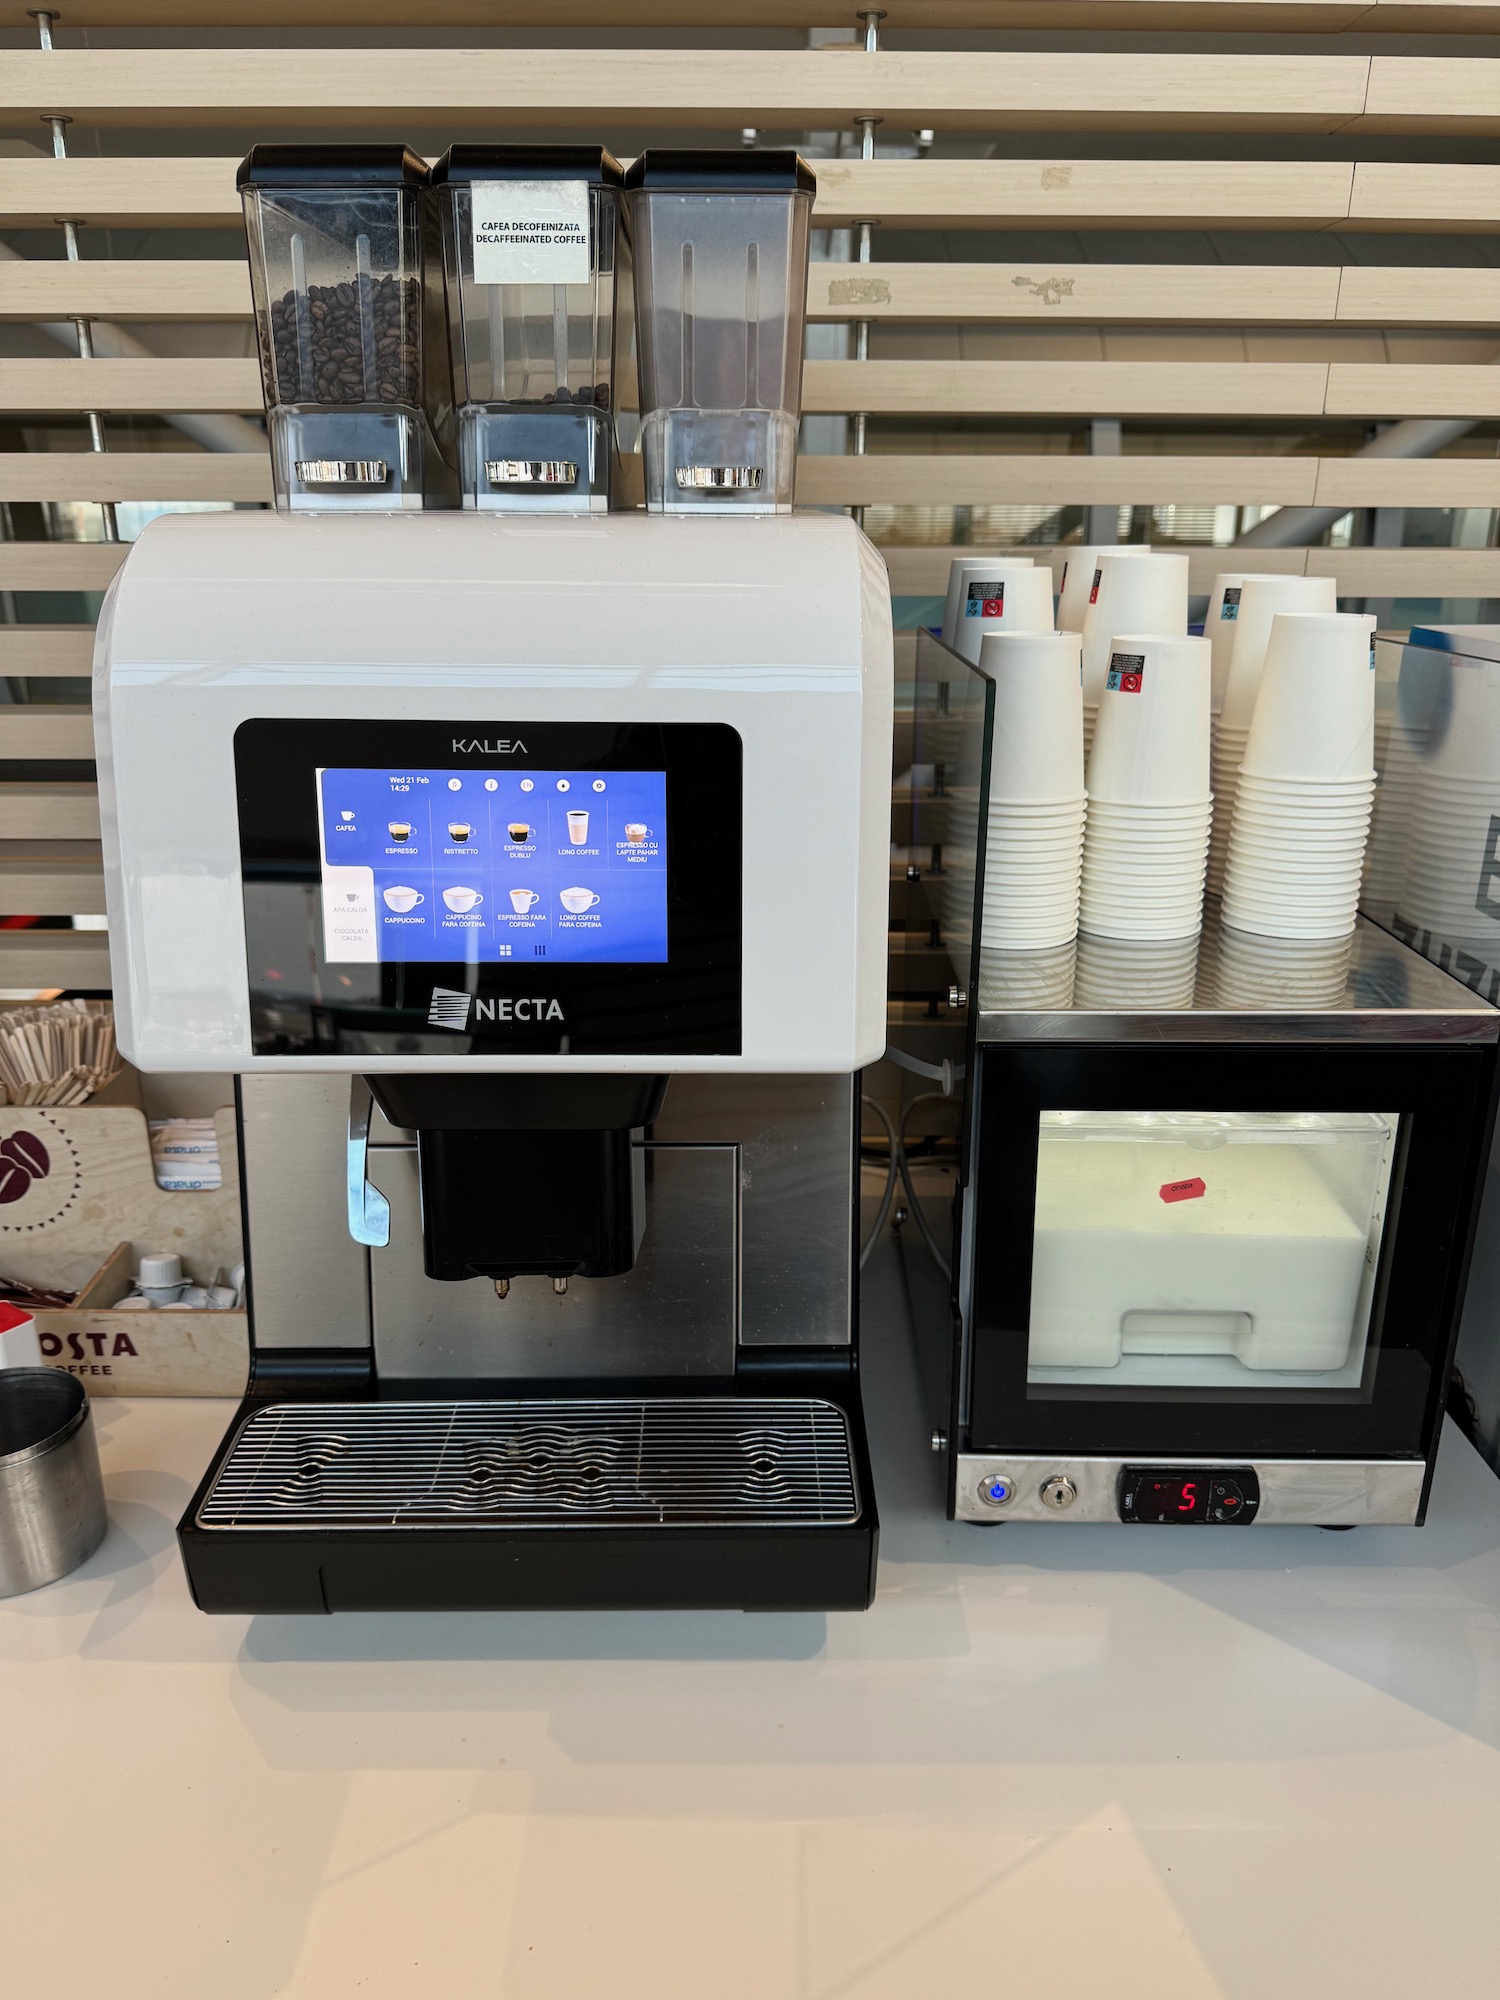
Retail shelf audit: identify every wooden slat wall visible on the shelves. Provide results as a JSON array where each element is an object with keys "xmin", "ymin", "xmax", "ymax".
[{"xmin": 3, "ymin": 11, "xmax": 1500, "ymax": 988}]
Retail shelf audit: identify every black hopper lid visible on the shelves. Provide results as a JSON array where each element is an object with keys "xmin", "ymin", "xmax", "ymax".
[
  {"xmin": 624, "ymin": 149, "xmax": 816, "ymax": 195},
  {"xmin": 238, "ymin": 145, "xmax": 429, "ymax": 191},
  {"xmin": 433, "ymin": 145, "xmax": 625, "ymax": 188}
]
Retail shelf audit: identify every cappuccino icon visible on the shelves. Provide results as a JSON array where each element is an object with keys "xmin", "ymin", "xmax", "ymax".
[
  {"xmin": 447, "ymin": 822, "xmax": 473, "ymax": 843},
  {"xmin": 624, "ymin": 823, "xmax": 651, "ymax": 845},
  {"xmin": 509, "ymin": 887, "xmax": 540, "ymax": 914},
  {"xmin": 443, "ymin": 886, "xmax": 483, "ymax": 914},
  {"xmin": 507, "ymin": 822, "xmax": 533, "ymax": 844},
  {"xmin": 383, "ymin": 885, "xmax": 424, "ymax": 913},
  {"xmin": 388, "ymin": 821, "xmax": 412, "ymax": 842},
  {"xmin": 566, "ymin": 810, "xmax": 590, "ymax": 845},
  {"xmin": 559, "ymin": 886, "xmax": 600, "ymax": 914}
]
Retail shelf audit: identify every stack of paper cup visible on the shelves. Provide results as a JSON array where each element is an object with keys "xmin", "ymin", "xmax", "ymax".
[
  {"xmin": 951, "ymin": 564, "xmax": 1055, "ymax": 665},
  {"xmin": 978, "ymin": 629, "xmax": 1086, "ymax": 950},
  {"xmin": 1081, "ymin": 632, "xmax": 1212, "ymax": 941},
  {"xmin": 977, "ymin": 941, "xmax": 1076, "ymax": 1012},
  {"xmin": 942, "ymin": 555, "xmax": 1035, "ymax": 650},
  {"xmin": 1221, "ymin": 610, "xmax": 1378, "ymax": 941},
  {"xmin": 1211, "ymin": 923, "xmax": 1353, "ymax": 1010},
  {"xmin": 1207, "ymin": 573, "xmax": 1338, "ymax": 893},
  {"xmin": 1056, "ymin": 542, "xmax": 1154, "ymax": 633},
  {"xmin": 1397, "ymin": 645, "xmax": 1500, "ymax": 956},
  {"xmin": 1075, "ymin": 930, "xmax": 1199, "ymax": 1009},
  {"xmin": 1080, "ymin": 552, "xmax": 1189, "ymax": 755}
]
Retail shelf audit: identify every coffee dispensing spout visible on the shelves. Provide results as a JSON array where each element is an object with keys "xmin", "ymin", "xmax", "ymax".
[{"xmin": 348, "ymin": 1074, "xmax": 668, "ymax": 1288}]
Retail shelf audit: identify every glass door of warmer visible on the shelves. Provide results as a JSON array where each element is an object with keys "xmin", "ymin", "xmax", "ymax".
[
  {"xmin": 965, "ymin": 1044, "xmax": 1495, "ymax": 1460},
  {"xmin": 1028, "ymin": 1111, "xmax": 1397, "ymax": 1394}
]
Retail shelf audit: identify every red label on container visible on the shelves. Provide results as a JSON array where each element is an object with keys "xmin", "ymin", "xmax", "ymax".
[
  {"xmin": 1159, "ymin": 1177, "xmax": 1206, "ymax": 1204},
  {"xmin": 1089, "ymin": 567, "xmax": 1103, "ymax": 604}
]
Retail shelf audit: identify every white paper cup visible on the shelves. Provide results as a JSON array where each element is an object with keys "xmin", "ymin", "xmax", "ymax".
[
  {"xmin": 978, "ymin": 629, "xmax": 1084, "ymax": 801},
  {"xmin": 953, "ymin": 566, "xmax": 1055, "ymax": 664},
  {"xmin": 1241, "ymin": 611, "xmax": 1378, "ymax": 783},
  {"xmin": 1056, "ymin": 542, "xmax": 1155, "ymax": 634},
  {"xmin": 1219, "ymin": 575, "xmax": 1339, "ymax": 732},
  {"xmin": 1205, "ymin": 572, "xmax": 1289, "ymax": 715},
  {"xmin": 1084, "ymin": 631, "xmax": 1211, "ymax": 806},
  {"xmin": 1081, "ymin": 553, "xmax": 1190, "ymax": 706},
  {"xmin": 943, "ymin": 555, "xmax": 1040, "ymax": 651}
]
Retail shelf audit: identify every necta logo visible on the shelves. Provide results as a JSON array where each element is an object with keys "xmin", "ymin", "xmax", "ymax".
[
  {"xmin": 428, "ymin": 987, "xmax": 564, "ymax": 1030},
  {"xmin": 451, "ymin": 737, "xmax": 527, "ymax": 755}
]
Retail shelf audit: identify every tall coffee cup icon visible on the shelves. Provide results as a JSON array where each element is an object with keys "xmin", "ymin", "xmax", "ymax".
[{"xmin": 567, "ymin": 810, "xmax": 590, "ymax": 845}]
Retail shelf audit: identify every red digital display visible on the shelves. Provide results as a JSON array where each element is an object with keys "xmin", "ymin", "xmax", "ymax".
[{"xmin": 1132, "ymin": 1476, "xmax": 1210, "ymax": 1523}]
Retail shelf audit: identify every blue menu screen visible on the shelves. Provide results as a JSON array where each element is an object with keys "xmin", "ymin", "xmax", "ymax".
[{"xmin": 316, "ymin": 766, "xmax": 668, "ymax": 966}]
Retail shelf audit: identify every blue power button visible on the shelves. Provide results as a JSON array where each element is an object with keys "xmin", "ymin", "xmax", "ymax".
[{"xmin": 978, "ymin": 1473, "xmax": 1015, "ymax": 1509}]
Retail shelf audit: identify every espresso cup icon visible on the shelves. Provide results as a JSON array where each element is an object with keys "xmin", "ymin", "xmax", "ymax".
[
  {"xmin": 448, "ymin": 822, "xmax": 472, "ymax": 843},
  {"xmin": 560, "ymin": 886, "xmax": 600, "ymax": 914},
  {"xmin": 383, "ymin": 885, "xmax": 423, "ymax": 913},
  {"xmin": 509, "ymin": 887, "xmax": 540, "ymax": 914},
  {"xmin": 443, "ymin": 886, "xmax": 483, "ymax": 914},
  {"xmin": 388, "ymin": 821, "xmax": 412, "ymax": 842},
  {"xmin": 507, "ymin": 822, "xmax": 533, "ymax": 844}
]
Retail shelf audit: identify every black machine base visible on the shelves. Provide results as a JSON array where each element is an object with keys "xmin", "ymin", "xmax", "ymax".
[{"xmin": 178, "ymin": 1389, "xmax": 877, "ymax": 1613}]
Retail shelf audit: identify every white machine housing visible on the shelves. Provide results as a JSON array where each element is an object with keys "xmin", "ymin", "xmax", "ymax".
[{"xmin": 95, "ymin": 511, "xmax": 892, "ymax": 1076}]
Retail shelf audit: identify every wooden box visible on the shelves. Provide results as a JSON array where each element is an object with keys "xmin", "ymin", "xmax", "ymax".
[{"xmin": 0, "ymin": 1102, "xmax": 249, "ymax": 1397}]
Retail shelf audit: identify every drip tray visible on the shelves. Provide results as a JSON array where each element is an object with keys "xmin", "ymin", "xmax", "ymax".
[
  {"xmin": 180, "ymin": 1394, "xmax": 876, "ymax": 1613},
  {"xmin": 198, "ymin": 1397, "xmax": 860, "ymax": 1531}
]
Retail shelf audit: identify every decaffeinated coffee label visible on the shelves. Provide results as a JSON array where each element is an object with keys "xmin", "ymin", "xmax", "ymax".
[{"xmin": 471, "ymin": 180, "xmax": 591, "ymax": 286}]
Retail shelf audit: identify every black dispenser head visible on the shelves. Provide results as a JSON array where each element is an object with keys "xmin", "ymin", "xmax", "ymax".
[{"xmin": 366, "ymin": 1075, "xmax": 668, "ymax": 1284}]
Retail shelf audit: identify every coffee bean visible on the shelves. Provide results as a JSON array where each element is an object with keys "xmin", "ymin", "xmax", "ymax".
[
  {"xmin": 0, "ymin": 1159, "xmax": 33, "ymax": 1206},
  {"xmin": 264, "ymin": 271, "xmax": 422, "ymax": 408},
  {"xmin": 0, "ymin": 1131, "xmax": 49, "ymax": 1179}
]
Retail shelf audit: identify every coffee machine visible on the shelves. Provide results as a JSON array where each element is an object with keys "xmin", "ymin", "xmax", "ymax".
[{"xmin": 94, "ymin": 147, "xmax": 890, "ymax": 1613}]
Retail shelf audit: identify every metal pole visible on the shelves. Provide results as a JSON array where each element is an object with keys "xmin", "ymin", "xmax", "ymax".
[
  {"xmin": 30, "ymin": 12, "xmax": 118, "ymax": 544},
  {"xmin": 849, "ymin": 10, "xmax": 885, "ymax": 529}
]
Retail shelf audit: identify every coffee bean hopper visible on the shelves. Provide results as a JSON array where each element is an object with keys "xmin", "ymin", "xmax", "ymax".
[
  {"xmin": 433, "ymin": 146, "xmax": 628, "ymax": 512},
  {"xmin": 625, "ymin": 149, "xmax": 813, "ymax": 513},
  {"xmin": 240, "ymin": 145, "xmax": 453, "ymax": 511},
  {"xmin": 97, "ymin": 148, "xmax": 890, "ymax": 1616}
]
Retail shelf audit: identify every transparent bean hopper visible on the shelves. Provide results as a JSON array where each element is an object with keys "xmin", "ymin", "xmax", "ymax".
[
  {"xmin": 625, "ymin": 150, "xmax": 814, "ymax": 513},
  {"xmin": 433, "ymin": 147, "xmax": 627, "ymax": 513},
  {"xmin": 240, "ymin": 146, "xmax": 447, "ymax": 512}
]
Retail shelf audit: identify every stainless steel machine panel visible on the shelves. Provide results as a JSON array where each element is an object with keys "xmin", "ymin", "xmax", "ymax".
[
  {"xmin": 652, "ymin": 1074, "xmax": 855, "ymax": 1345},
  {"xmin": 369, "ymin": 1143, "xmax": 739, "ymax": 1380},
  {"xmin": 955, "ymin": 1453, "xmax": 1425, "ymax": 1525},
  {"xmin": 240, "ymin": 1074, "xmax": 371, "ymax": 1349}
]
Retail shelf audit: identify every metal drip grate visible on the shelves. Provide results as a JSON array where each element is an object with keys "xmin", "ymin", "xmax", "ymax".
[{"xmin": 197, "ymin": 1398, "xmax": 860, "ymax": 1531}]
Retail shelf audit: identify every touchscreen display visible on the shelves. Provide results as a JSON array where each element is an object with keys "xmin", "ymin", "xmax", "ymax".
[{"xmin": 316, "ymin": 765, "xmax": 668, "ymax": 965}]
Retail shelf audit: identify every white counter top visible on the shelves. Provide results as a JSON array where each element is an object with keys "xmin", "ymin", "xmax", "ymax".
[{"xmin": 6, "ymin": 1256, "xmax": 1500, "ymax": 1999}]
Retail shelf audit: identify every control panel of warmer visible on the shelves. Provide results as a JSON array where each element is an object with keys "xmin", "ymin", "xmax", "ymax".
[{"xmin": 975, "ymin": 1465, "xmax": 1261, "ymax": 1523}]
